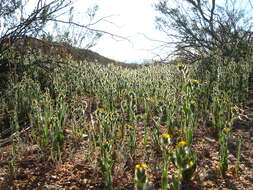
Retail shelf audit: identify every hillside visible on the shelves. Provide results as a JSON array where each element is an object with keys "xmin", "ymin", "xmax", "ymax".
[
  {"xmin": 6, "ymin": 36, "xmax": 127, "ymax": 66},
  {"xmin": 0, "ymin": 37, "xmax": 139, "ymax": 89}
]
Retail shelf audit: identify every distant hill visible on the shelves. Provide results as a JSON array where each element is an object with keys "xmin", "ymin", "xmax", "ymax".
[
  {"xmin": 9, "ymin": 36, "xmax": 128, "ymax": 66},
  {"xmin": 1, "ymin": 36, "xmax": 147, "ymax": 71}
]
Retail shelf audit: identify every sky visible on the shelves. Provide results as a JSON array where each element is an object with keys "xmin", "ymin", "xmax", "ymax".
[
  {"xmin": 21, "ymin": 0, "xmax": 252, "ymax": 63},
  {"xmin": 71, "ymin": 0, "xmax": 252, "ymax": 63},
  {"xmin": 72, "ymin": 0, "xmax": 169, "ymax": 63},
  {"xmin": 2, "ymin": 0, "xmax": 168, "ymax": 63}
]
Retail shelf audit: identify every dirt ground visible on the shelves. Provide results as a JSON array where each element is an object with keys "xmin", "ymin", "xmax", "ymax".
[{"xmin": 0, "ymin": 98, "xmax": 253, "ymax": 190}]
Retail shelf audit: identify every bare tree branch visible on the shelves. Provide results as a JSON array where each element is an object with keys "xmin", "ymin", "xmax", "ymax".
[
  {"xmin": 49, "ymin": 18, "xmax": 131, "ymax": 43},
  {"xmin": 0, "ymin": 0, "xmax": 131, "ymax": 56},
  {"xmin": 155, "ymin": 0, "xmax": 253, "ymax": 62},
  {"xmin": 249, "ymin": 0, "xmax": 253, "ymax": 8}
]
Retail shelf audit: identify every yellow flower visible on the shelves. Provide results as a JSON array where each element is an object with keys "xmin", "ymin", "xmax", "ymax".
[
  {"xmin": 162, "ymin": 133, "xmax": 171, "ymax": 139},
  {"xmin": 191, "ymin": 79, "xmax": 199, "ymax": 84},
  {"xmin": 135, "ymin": 163, "xmax": 148, "ymax": 169},
  {"xmin": 98, "ymin": 108, "xmax": 105, "ymax": 113},
  {"xmin": 135, "ymin": 164, "xmax": 141, "ymax": 169},
  {"xmin": 231, "ymin": 106, "xmax": 238, "ymax": 111},
  {"xmin": 223, "ymin": 127, "xmax": 230, "ymax": 132},
  {"xmin": 141, "ymin": 164, "xmax": 148, "ymax": 169},
  {"xmin": 177, "ymin": 141, "xmax": 187, "ymax": 147},
  {"xmin": 188, "ymin": 160, "xmax": 194, "ymax": 166},
  {"xmin": 176, "ymin": 63, "xmax": 184, "ymax": 71}
]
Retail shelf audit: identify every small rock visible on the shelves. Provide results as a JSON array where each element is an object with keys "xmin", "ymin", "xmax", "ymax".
[
  {"xmin": 51, "ymin": 175, "xmax": 57, "ymax": 179},
  {"xmin": 228, "ymin": 154, "xmax": 234, "ymax": 159},
  {"xmin": 205, "ymin": 137, "xmax": 216, "ymax": 143}
]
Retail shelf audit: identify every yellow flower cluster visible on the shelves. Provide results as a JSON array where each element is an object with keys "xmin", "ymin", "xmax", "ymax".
[{"xmin": 135, "ymin": 163, "xmax": 148, "ymax": 169}]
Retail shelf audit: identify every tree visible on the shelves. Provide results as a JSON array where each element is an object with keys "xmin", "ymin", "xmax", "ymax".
[
  {"xmin": 155, "ymin": 0, "xmax": 253, "ymax": 62},
  {"xmin": 0, "ymin": 0, "xmax": 127, "ymax": 55},
  {"xmin": 0, "ymin": 0, "xmax": 69, "ymax": 53}
]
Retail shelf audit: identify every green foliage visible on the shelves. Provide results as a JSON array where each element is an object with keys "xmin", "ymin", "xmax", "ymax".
[
  {"xmin": 100, "ymin": 140, "xmax": 114, "ymax": 190},
  {"xmin": 30, "ymin": 89, "xmax": 68, "ymax": 161},
  {"xmin": 219, "ymin": 127, "xmax": 231, "ymax": 177},
  {"xmin": 170, "ymin": 141, "xmax": 197, "ymax": 181},
  {"xmin": 134, "ymin": 164, "xmax": 149, "ymax": 190},
  {"xmin": 0, "ymin": 51, "xmax": 251, "ymax": 188}
]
